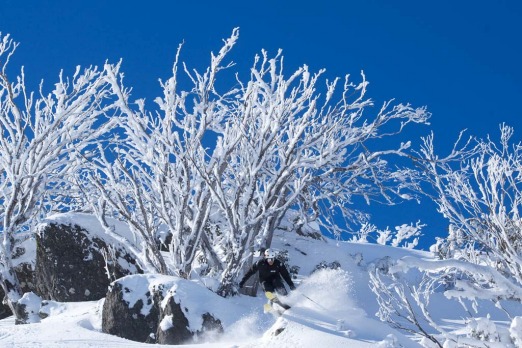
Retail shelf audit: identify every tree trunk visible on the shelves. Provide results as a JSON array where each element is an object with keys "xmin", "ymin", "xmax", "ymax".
[
  {"xmin": 239, "ymin": 275, "xmax": 260, "ymax": 297},
  {"xmin": 216, "ymin": 271, "xmax": 235, "ymax": 297},
  {"xmin": 238, "ymin": 251, "xmax": 259, "ymax": 297},
  {"xmin": 0, "ymin": 269, "xmax": 26, "ymax": 324}
]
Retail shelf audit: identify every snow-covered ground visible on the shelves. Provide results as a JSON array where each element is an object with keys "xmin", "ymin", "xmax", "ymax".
[{"xmin": 1, "ymin": 229, "xmax": 520, "ymax": 347}]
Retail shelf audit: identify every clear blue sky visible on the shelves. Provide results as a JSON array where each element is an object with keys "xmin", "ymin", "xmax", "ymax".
[{"xmin": 1, "ymin": 0, "xmax": 521, "ymax": 248}]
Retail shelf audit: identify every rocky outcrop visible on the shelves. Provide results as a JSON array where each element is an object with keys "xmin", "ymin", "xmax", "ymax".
[
  {"xmin": 102, "ymin": 274, "xmax": 223, "ymax": 345},
  {"xmin": 35, "ymin": 215, "xmax": 142, "ymax": 302}
]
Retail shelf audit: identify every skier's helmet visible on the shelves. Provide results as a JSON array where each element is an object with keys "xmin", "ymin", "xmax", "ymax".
[{"xmin": 264, "ymin": 249, "xmax": 276, "ymax": 260}]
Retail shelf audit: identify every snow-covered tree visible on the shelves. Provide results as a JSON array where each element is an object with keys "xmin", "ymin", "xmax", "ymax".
[
  {"xmin": 369, "ymin": 268, "xmax": 444, "ymax": 347},
  {"xmin": 0, "ymin": 33, "xmax": 119, "ymax": 323},
  {"xmin": 418, "ymin": 124, "xmax": 522, "ymax": 300},
  {"xmin": 371, "ymin": 124, "xmax": 522, "ymax": 345},
  {"xmin": 353, "ymin": 221, "xmax": 424, "ymax": 248},
  {"xmin": 79, "ymin": 34, "xmax": 240, "ymax": 278},
  {"xmin": 82, "ymin": 29, "xmax": 430, "ymax": 296}
]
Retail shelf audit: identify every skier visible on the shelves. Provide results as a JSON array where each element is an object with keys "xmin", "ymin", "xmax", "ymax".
[{"xmin": 239, "ymin": 248, "xmax": 296, "ymax": 312}]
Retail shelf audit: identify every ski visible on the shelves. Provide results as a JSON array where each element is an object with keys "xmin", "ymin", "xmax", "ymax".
[
  {"xmin": 264, "ymin": 291, "xmax": 291, "ymax": 315},
  {"xmin": 264, "ymin": 303, "xmax": 287, "ymax": 316}
]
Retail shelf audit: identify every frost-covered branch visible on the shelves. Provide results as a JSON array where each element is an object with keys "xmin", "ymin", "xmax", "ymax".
[
  {"xmin": 0, "ymin": 32, "xmax": 119, "ymax": 323},
  {"xmin": 391, "ymin": 256, "xmax": 522, "ymax": 302},
  {"xmin": 370, "ymin": 268, "xmax": 444, "ymax": 347},
  {"xmin": 414, "ymin": 124, "xmax": 522, "ymax": 298},
  {"xmin": 85, "ymin": 28, "xmax": 430, "ymax": 296},
  {"xmin": 370, "ymin": 126, "xmax": 522, "ymax": 345}
]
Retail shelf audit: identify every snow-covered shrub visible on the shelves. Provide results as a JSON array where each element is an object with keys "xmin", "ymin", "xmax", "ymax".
[
  {"xmin": 355, "ymin": 222, "xmax": 424, "ymax": 249},
  {"xmin": 311, "ymin": 260, "xmax": 341, "ymax": 274},
  {"xmin": 441, "ymin": 338, "xmax": 458, "ymax": 348},
  {"xmin": 419, "ymin": 336, "xmax": 442, "ymax": 347},
  {"xmin": 510, "ymin": 316, "xmax": 522, "ymax": 347},
  {"xmin": 350, "ymin": 252, "xmax": 364, "ymax": 266},
  {"xmin": 466, "ymin": 316, "xmax": 500, "ymax": 342},
  {"xmin": 370, "ymin": 256, "xmax": 394, "ymax": 274},
  {"xmin": 390, "ymin": 222, "xmax": 424, "ymax": 249},
  {"xmin": 377, "ymin": 333, "xmax": 399, "ymax": 347}
]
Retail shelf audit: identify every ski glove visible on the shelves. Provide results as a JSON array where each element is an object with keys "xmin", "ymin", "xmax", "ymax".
[{"xmin": 239, "ymin": 280, "xmax": 245, "ymax": 288}]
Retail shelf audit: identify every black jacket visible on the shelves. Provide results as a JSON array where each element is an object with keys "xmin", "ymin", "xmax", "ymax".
[{"xmin": 241, "ymin": 259, "xmax": 295, "ymax": 287}]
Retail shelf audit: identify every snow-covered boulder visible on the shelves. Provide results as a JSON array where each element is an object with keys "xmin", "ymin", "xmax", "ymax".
[
  {"xmin": 34, "ymin": 213, "xmax": 142, "ymax": 302},
  {"xmin": 102, "ymin": 278, "xmax": 160, "ymax": 343},
  {"xmin": 13, "ymin": 292, "xmax": 42, "ymax": 324},
  {"xmin": 102, "ymin": 274, "xmax": 224, "ymax": 344}
]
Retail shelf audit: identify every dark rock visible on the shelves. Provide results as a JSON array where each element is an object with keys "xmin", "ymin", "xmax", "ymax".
[
  {"xmin": 102, "ymin": 274, "xmax": 225, "ymax": 345},
  {"xmin": 199, "ymin": 313, "xmax": 224, "ymax": 340},
  {"xmin": 274, "ymin": 327, "xmax": 285, "ymax": 336},
  {"xmin": 155, "ymin": 294, "xmax": 192, "ymax": 344},
  {"xmin": 158, "ymin": 310, "xmax": 223, "ymax": 344},
  {"xmin": 35, "ymin": 217, "xmax": 142, "ymax": 302},
  {"xmin": 102, "ymin": 281, "xmax": 159, "ymax": 343}
]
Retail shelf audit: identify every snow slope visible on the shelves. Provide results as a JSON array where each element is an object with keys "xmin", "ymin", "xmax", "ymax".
[{"xmin": 1, "ymin": 227, "xmax": 520, "ymax": 347}]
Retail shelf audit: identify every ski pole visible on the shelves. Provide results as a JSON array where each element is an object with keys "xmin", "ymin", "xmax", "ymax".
[{"xmin": 295, "ymin": 289, "xmax": 329, "ymax": 312}]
